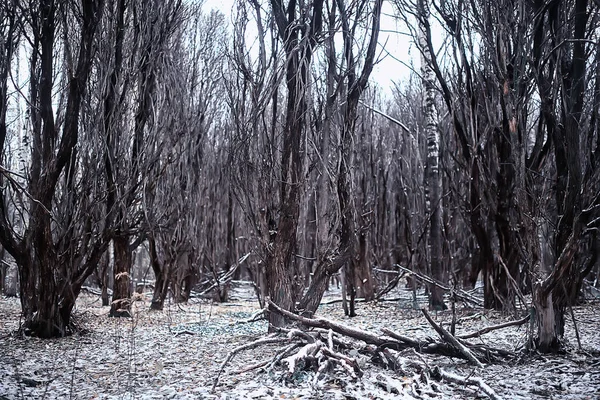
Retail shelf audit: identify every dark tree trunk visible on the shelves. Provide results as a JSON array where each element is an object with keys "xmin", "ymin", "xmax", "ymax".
[
  {"xmin": 98, "ymin": 253, "xmax": 110, "ymax": 307},
  {"xmin": 355, "ymin": 233, "xmax": 375, "ymax": 301},
  {"xmin": 530, "ymin": 0, "xmax": 589, "ymax": 351},
  {"xmin": 150, "ymin": 269, "xmax": 170, "ymax": 311},
  {"xmin": 266, "ymin": 0, "xmax": 324, "ymax": 329},
  {"xmin": 0, "ymin": 0, "xmax": 106, "ymax": 337},
  {"xmin": 148, "ymin": 236, "xmax": 170, "ymax": 310},
  {"xmin": 175, "ymin": 252, "xmax": 195, "ymax": 303},
  {"xmin": 110, "ymin": 236, "xmax": 132, "ymax": 317}
]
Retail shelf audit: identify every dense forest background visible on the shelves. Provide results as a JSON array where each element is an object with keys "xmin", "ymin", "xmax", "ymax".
[{"xmin": 0, "ymin": 0, "xmax": 599, "ymax": 354}]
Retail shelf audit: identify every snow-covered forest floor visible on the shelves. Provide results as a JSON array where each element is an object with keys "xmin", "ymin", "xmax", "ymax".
[{"xmin": 1, "ymin": 283, "xmax": 599, "ymax": 400}]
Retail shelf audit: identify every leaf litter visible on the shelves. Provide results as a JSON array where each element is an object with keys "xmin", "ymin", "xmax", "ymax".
[{"xmin": 0, "ymin": 283, "xmax": 599, "ymax": 399}]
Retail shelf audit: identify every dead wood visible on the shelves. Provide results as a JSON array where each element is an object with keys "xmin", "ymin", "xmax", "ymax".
[
  {"xmin": 212, "ymin": 334, "xmax": 288, "ymax": 391},
  {"xmin": 212, "ymin": 321, "xmax": 366, "ymax": 391},
  {"xmin": 321, "ymin": 347, "xmax": 362, "ymax": 378},
  {"xmin": 380, "ymin": 328, "xmax": 423, "ymax": 347},
  {"xmin": 234, "ymin": 360, "xmax": 271, "ymax": 374},
  {"xmin": 456, "ymin": 315, "xmax": 530, "ymax": 339},
  {"xmin": 283, "ymin": 341, "xmax": 322, "ymax": 374},
  {"xmin": 267, "ymin": 299, "xmax": 392, "ymax": 346},
  {"xmin": 268, "ymin": 298, "xmax": 511, "ymax": 364},
  {"xmin": 431, "ymin": 366, "xmax": 503, "ymax": 400},
  {"xmin": 422, "ymin": 308, "xmax": 484, "ymax": 367},
  {"xmin": 321, "ymin": 296, "xmax": 404, "ymax": 305}
]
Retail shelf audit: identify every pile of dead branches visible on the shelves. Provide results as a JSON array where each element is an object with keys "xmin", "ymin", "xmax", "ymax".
[{"xmin": 213, "ymin": 299, "xmax": 527, "ymax": 399}]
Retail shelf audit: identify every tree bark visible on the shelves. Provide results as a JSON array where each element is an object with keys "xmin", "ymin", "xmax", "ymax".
[
  {"xmin": 531, "ymin": 0, "xmax": 589, "ymax": 351},
  {"xmin": 148, "ymin": 235, "xmax": 170, "ymax": 310},
  {"xmin": 110, "ymin": 236, "xmax": 132, "ymax": 317}
]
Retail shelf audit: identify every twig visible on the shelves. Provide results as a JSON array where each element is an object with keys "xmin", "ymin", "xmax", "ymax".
[
  {"xmin": 235, "ymin": 309, "xmax": 265, "ymax": 324},
  {"xmin": 320, "ymin": 297, "xmax": 367, "ymax": 305},
  {"xmin": 320, "ymin": 347, "xmax": 362, "ymax": 378},
  {"xmin": 268, "ymin": 342, "xmax": 302, "ymax": 370},
  {"xmin": 421, "ymin": 308, "xmax": 484, "ymax": 367},
  {"xmin": 496, "ymin": 255, "xmax": 528, "ymax": 309},
  {"xmin": 0, "ymin": 165, "xmax": 54, "ymax": 220},
  {"xmin": 320, "ymin": 296, "xmax": 403, "ymax": 305},
  {"xmin": 396, "ymin": 265, "xmax": 483, "ymax": 306}
]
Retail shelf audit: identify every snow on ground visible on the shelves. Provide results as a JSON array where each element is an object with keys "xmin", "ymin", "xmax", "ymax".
[{"xmin": 1, "ymin": 283, "xmax": 599, "ymax": 399}]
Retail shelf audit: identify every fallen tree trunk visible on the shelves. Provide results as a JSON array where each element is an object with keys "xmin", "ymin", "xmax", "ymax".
[{"xmin": 212, "ymin": 300, "xmax": 516, "ymax": 397}]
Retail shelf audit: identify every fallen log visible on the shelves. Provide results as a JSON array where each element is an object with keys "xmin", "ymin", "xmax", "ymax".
[
  {"xmin": 211, "ymin": 300, "xmax": 520, "ymax": 398},
  {"xmin": 267, "ymin": 299, "xmax": 392, "ymax": 347}
]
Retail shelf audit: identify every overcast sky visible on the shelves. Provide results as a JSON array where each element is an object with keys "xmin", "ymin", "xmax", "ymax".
[{"xmin": 204, "ymin": 0, "xmax": 418, "ymax": 97}]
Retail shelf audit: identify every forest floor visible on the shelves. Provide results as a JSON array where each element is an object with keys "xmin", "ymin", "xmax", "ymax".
[{"xmin": 1, "ymin": 282, "xmax": 599, "ymax": 400}]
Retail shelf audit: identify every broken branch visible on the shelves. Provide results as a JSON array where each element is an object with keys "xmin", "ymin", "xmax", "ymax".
[
  {"xmin": 456, "ymin": 315, "xmax": 530, "ymax": 339},
  {"xmin": 422, "ymin": 308, "xmax": 484, "ymax": 367}
]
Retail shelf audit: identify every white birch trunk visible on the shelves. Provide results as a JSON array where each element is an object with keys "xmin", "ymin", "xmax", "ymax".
[{"xmin": 418, "ymin": 0, "xmax": 445, "ymax": 309}]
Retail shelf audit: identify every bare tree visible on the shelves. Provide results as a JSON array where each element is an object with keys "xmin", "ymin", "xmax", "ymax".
[
  {"xmin": 529, "ymin": 0, "xmax": 600, "ymax": 351},
  {"xmin": 253, "ymin": 0, "xmax": 325, "ymax": 328},
  {"xmin": 296, "ymin": 0, "xmax": 383, "ymax": 317},
  {"xmin": 0, "ymin": 0, "xmax": 108, "ymax": 337},
  {"xmin": 144, "ymin": 6, "xmax": 229, "ymax": 310},
  {"xmin": 91, "ymin": 0, "xmax": 185, "ymax": 317}
]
